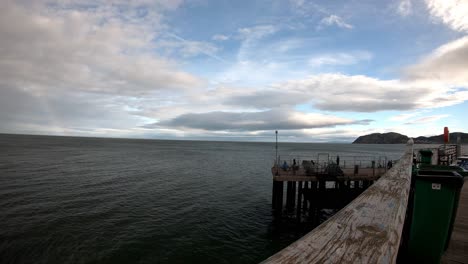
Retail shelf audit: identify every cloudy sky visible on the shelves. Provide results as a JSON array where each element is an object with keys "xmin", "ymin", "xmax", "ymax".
[{"xmin": 1, "ymin": 0, "xmax": 467, "ymax": 142}]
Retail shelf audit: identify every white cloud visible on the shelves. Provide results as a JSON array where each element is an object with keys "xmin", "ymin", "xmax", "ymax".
[
  {"xmin": 0, "ymin": 0, "xmax": 207, "ymax": 135},
  {"xmin": 404, "ymin": 36, "xmax": 468, "ymax": 87},
  {"xmin": 308, "ymin": 51, "xmax": 372, "ymax": 67},
  {"xmin": 425, "ymin": 0, "xmax": 468, "ymax": 32},
  {"xmin": 159, "ymin": 34, "xmax": 222, "ymax": 60},
  {"xmin": 238, "ymin": 25, "xmax": 278, "ymax": 40},
  {"xmin": 404, "ymin": 114, "xmax": 450, "ymax": 125},
  {"xmin": 398, "ymin": 0, "xmax": 413, "ymax": 16},
  {"xmin": 389, "ymin": 111, "xmax": 424, "ymax": 122},
  {"xmin": 0, "ymin": 1, "xmax": 203, "ymax": 97},
  {"xmin": 1, "ymin": 0, "xmax": 467, "ymax": 141},
  {"xmin": 213, "ymin": 25, "xmax": 298, "ymax": 85},
  {"xmin": 289, "ymin": 0, "xmax": 306, "ymax": 8},
  {"xmin": 223, "ymin": 72, "xmax": 467, "ymax": 112},
  {"xmin": 212, "ymin": 34, "xmax": 229, "ymax": 41},
  {"xmin": 318, "ymin": 15, "xmax": 353, "ymax": 29}
]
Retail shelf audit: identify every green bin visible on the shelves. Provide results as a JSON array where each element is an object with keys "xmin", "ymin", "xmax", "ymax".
[
  {"xmin": 419, "ymin": 149, "xmax": 433, "ymax": 165},
  {"xmin": 419, "ymin": 164, "xmax": 468, "ymax": 177},
  {"xmin": 407, "ymin": 170, "xmax": 464, "ymax": 263}
]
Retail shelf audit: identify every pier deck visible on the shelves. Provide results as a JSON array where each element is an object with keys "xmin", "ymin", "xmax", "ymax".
[
  {"xmin": 272, "ymin": 166, "xmax": 386, "ymax": 182},
  {"xmin": 442, "ymin": 179, "xmax": 468, "ymax": 263}
]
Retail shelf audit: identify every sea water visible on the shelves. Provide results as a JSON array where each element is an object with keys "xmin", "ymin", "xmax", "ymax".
[{"xmin": 0, "ymin": 134, "xmax": 406, "ymax": 264}]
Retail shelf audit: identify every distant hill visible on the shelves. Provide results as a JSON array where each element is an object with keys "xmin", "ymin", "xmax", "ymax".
[
  {"xmin": 353, "ymin": 132, "xmax": 409, "ymax": 144},
  {"xmin": 353, "ymin": 132, "xmax": 468, "ymax": 144}
]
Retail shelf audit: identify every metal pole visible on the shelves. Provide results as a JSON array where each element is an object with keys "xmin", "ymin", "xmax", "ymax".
[
  {"xmin": 275, "ymin": 130, "xmax": 278, "ymax": 165},
  {"xmin": 275, "ymin": 130, "xmax": 278, "ymax": 176}
]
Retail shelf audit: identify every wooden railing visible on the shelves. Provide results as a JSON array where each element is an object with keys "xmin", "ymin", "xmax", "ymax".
[{"xmin": 262, "ymin": 140, "xmax": 414, "ymax": 264}]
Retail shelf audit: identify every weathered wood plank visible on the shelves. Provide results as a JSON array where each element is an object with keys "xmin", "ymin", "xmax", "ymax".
[
  {"xmin": 441, "ymin": 178, "xmax": 468, "ymax": 264},
  {"xmin": 262, "ymin": 140, "xmax": 414, "ymax": 264}
]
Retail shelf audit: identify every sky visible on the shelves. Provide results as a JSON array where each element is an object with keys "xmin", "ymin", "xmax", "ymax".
[{"xmin": 0, "ymin": 0, "xmax": 467, "ymax": 142}]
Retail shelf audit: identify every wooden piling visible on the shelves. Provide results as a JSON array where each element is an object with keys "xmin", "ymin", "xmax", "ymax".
[
  {"xmin": 291, "ymin": 181, "xmax": 296, "ymax": 209},
  {"xmin": 296, "ymin": 181, "xmax": 303, "ymax": 221},
  {"xmin": 272, "ymin": 181, "xmax": 284, "ymax": 212},
  {"xmin": 302, "ymin": 182, "xmax": 308, "ymax": 211},
  {"xmin": 286, "ymin": 182, "xmax": 293, "ymax": 210}
]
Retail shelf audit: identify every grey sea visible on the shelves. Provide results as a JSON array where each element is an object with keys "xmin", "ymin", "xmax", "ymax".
[{"xmin": 0, "ymin": 134, "xmax": 406, "ymax": 264}]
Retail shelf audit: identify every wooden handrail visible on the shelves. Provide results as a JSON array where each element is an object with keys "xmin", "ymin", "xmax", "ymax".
[{"xmin": 262, "ymin": 139, "xmax": 414, "ymax": 264}]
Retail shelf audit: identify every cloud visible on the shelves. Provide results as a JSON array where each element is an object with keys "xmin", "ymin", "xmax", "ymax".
[
  {"xmin": 389, "ymin": 111, "xmax": 425, "ymax": 122},
  {"xmin": 222, "ymin": 71, "xmax": 468, "ymax": 113},
  {"xmin": 238, "ymin": 25, "xmax": 278, "ymax": 40},
  {"xmin": 0, "ymin": 0, "xmax": 203, "ymax": 98},
  {"xmin": 274, "ymin": 74, "xmax": 424, "ymax": 112},
  {"xmin": 425, "ymin": 0, "xmax": 468, "ymax": 32},
  {"xmin": 318, "ymin": 15, "xmax": 353, "ymax": 29},
  {"xmin": 162, "ymin": 33, "xmax": 223, "ymax": 61},
  {"xmin": 214, "ymin": 25, "xmax": 296, "ymax": 85},
  {"xmin": 2, "ymin": 0, "xmax": 467, "ymax": 141},
  {"xmin": 291, "ymin": 74, "xmax": 468, "ymax": 111},
  {"xmin": 153, "ymin": 109, "xmax": 371, "ymax": 131},
  {"xmin": 404, "ymin": 36, "xmax": 468, "ymax": 86},
  {"xmin": 289, "ymin": 0, "xmax": 306, "ymax": 8},
  {"xmin": 212, "ymin": 34, "xmax": 229, "ymax": 41},
  {"xmin": 308, "ymin": 51, "xmax": 373, "ymax": 67},
  {"xmin": 397, "ymin": 0, "xmax": 413, "ymax": 16},
  {"xmin": 0, "ymin": 85, "xmax": 143, "ymax": 135},
  {"xmin": 404, "ymin": 114, "xmax": 450, "ymax": 125},
  {"xmin": 0, "ymin": 0, "xmax": 209, "ymax": 136},
  {"xmin": 224, "ymin": 90, "xmax": 309, "ymax": 109}
]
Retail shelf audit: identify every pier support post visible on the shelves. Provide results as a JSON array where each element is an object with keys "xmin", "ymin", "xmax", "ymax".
[
  {"xmin": 291, "ymin": 181, "xmax": 296, "ymax": 209},
  {"xmin": 272, "ymin": 181, "xmax": 276, "ymax": 209},
  {"xmin": 302, "ymin": 182, "xmax": 308, "ymax": 210},
  {"xmin": 272, "ymin": 181, "xmax": 284, "ymax": 213},
  {"xmin": 296, "ymin": 181, "xmax": 303, "ymax": 221},
  {"xmin": 286, "ymin": 182, "xmax": 293, "ymax": 210},
  {"xmin": 315, "ymin": 180, "xmax": 326, "ymax": 224},
  {"xmin": 308, "ymin": 181, "xmax": 317, "ymax": 221},
  {"xmin": 286, "ymin": 181, "xmax": 297, "ymax": 210},
  {"xmin": 363, "ymin": 180, "xmax": 370, "ymax": 189}
]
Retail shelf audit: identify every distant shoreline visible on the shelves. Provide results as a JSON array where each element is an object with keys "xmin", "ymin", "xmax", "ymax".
[{"xmin": 353, "ymin": 132, "xmax": 468, "ymax": 144}]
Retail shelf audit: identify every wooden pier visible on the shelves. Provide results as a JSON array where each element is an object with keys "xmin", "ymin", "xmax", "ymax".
[
  {"xmin": 263, "ymin": 140, "xmax": 414, "ymax": 263},
  {"xmin": 264, "ymin": 140, "xmax": 468, "ymax": 263},
  {"xmin": 271, "ymin": 156, "xmax": 390, "ymax": 220}
]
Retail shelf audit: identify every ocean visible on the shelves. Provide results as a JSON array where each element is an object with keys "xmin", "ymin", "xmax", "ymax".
[{"xmin": 0, "ymin": 134, "xmax": 407, "ymax": 264}]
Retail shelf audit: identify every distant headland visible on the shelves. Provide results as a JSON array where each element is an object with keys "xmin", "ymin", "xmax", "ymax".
[{"xmin": 353, "ymin": 132, "xmax": 468, "ymax": 144}]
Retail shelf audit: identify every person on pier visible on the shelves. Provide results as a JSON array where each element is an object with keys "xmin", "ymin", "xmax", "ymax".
[{"xmin": 292, "ymin": 159, "xmax": 299, "ymax": 174}]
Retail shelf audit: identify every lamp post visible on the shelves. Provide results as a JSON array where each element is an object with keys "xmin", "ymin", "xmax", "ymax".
[
  {"xmin": 275, "ymin": 130, "xmax": 278, "ymax": 164},
  {"xmin": 275, "ymin": 130, "xmax": 278, "ymax": 175}
]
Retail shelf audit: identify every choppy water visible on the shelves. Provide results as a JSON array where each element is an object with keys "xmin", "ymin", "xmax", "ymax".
[{"xmin": 0, "ymin": 134, "xmax": 406, "ymax": 264}]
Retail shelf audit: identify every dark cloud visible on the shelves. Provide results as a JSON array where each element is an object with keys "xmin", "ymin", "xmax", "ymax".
[
  {"xmin": 223, "ymin": 77, "xmax": 434, "ymax": 112},
  {"xmin": 0, "ymin": 86, "xmax": 140, "ymax": 134},
  {"xmin": 314, "ymin": 100, "xmax": 416, "ymax": 112},
  {"xmin": 151, "ymin": 110, "xmax": 372, "ymax": 131}
]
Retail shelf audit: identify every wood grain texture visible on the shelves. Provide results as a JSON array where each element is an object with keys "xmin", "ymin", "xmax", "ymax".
[
  {"xmin": 263, "ymin": 141, "xmax": 414, "ymax": 264},
  {"xmin": 441, "ymin": 178, "xmax": 468, "ymax": 264}
]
